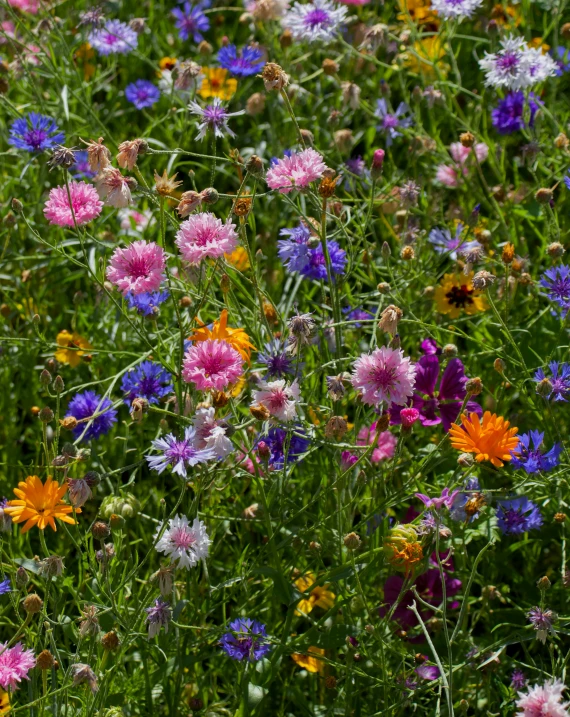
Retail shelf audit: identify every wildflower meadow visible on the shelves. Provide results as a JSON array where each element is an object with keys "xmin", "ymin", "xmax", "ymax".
[{"xmin": 1, "ymin": 0, "xmax": 570, "ymax": 714}]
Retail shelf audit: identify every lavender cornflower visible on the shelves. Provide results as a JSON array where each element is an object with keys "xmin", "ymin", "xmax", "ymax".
[
  {"xmin": 553, "ymin": 46, "xmax": 570, "ymax": 76},
  {"xmin": 510, "ymin": 431, "xmax": 562, "ymax": 474},
  {"xmin": 146, "ymin": 426, "xmax": 216, "ymax": 477},
  {"xmin": 78, "ymin": 8, "xmax": 106, "ymax": 28},
  {"xmin": 218, "ymin": 44, "xmax": 265, "ymax": 77},
  {"xmin": 88, "ymin": 19, "xmax": 138, "ymax": 55},
  {"xmin": 258, "ymin": 340, "xmax": 296, "ymax": 378},
  {"xmin": 70, "ymin": 151, "xmax": 97, "ymax": 180},
  {"xmin": 540, "ymin": 265, "xmax": 570, "ymax": 317},
  {"xmin": 188, "ymin": 97, "xmax": 245, "ymax": 140},
  {"xmin": 282, "ymin": 0, "xmax": 348, "ymax": 44},
  {"xmin": 9, "ymin": 113, "xmax": 64, "ymax": 153},
  {"xmin": 126, "ymin": 290, "xmax": 170, "ymax": 316},
  {"xmin": 220, "ymin": 618, "xmax": 271, "ymax": 661},
  {"xmin": 491, "ymin": 92, "xmax": 539, "ymax": 135},
  {"xmin": 510, "ymin": 669, "xmax": 527, "ymax": 689},
  {"xmin": 125, "ymin": 80, "xmax": 161, "ymax": 110},
  {"xmin": 496, "ymin": 497, "xmax": 543, "ymax": 535},
  {"xmin": 527, "ymin": 606, "xmax": 557, "ymax": 643},
  {"xmin": 342, "ymin": 306, "xmax": 373, "ymax": 328},
  {"xmin": 534, "ymin": 362, "xmax": 570, "ymax": 401},
  {"xmin": 431, "ymin": 0, "xmax": 482, "ymax": 18},
  {"xmin": 66, "ymin": 391, "xmax": 118, "ymax": 441},
  {"xmin": 121, "ymin": 361, "xmax": 173, "ymax": 407},
  {"xmin": 374, "ymin": 99, "xmax": 413, "ymax": 146},
  {"xmin": 146, "ymin": 598, "xmax": 171, "ymax": 638},
  {"xmin": 172, "ymin": 2, "xmax": 210, "ymax": 43},
  {"xmin": 0, "ymin": 499, "xmax": 12, "ymax": 533}
]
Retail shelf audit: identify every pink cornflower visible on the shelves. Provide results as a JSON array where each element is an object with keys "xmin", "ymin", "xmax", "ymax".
[
  {"xmin": 0, "ymin": 642, "xmax": 35, "ymax": 690},
  {"xmin": 106, "ymin": 241, "xmax": 166, "ymax": 296},
  {"xmin": 252, "ymin": 379, "xmax": 300, "ymax": 421},
  {"xmin": 43, "ymin": 181, "xmax": 103, "ymax": 227},
  {"xmin": 401, "ymin": 407, "xmax": 420, "ymax": 428},
  {"xmin": 357, "ymin": 423, "xmax": 397, "ymax": 463},
  {"xmin": 95, "ymin": 167, "xmax": 135, "ymax": 208},
  {"xmin": 182, "ymin": 339, "xmax": 243, "ymax": 391},
  {"xmin": 175, "ymin": 212, "xmax": 238, "ymax": 265},
  {"xmin": 266, "ymin": 149, "xmax": 328, "ymax": 194},
  {"xmin": 435, "ymin": 142, "xmax": 489, "ymax": 188},
  {"xmin": 8, "ymin": 0, "xmax": 39, "ymax": 12},
  {"xmin": 515, "ymin": 679, "xmax": 570, "ymax": 717},
  {"xmin": 351, "ymin": 347, "xmax": 416, "ymax": 407}
]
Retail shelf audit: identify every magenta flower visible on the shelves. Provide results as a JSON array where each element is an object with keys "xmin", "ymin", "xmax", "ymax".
[
  {"xmin": 0, "ymin": 642, "xmax": 35, "ymax": 690},
  {"xmin": 415, "ymin": 665, "xmax": 441, "ymax": 681},
  {"xmin": 266, "ymin": 149, "xmax": 327, "ymax": 194},
  {"xmin": 415, "ymin": 487, "xmax": 460, "ymax": 511},
  {"xmin": 351, "ymin": 346, "xmax": 416, "ymax": 407},
  {"xmin": 106, "ymin": 241, "xmax": 166, "ymax": 296},
  {"xmin": 357, "ymin": 423, "xmax": 397, "ymax": 463},
  {"xmin": 401, "ymin": 407, "xmax": 420, "ymax": 428},
  {"xmin": 182, "ymin": 339, "xmax": 243, "ymax": 391},
  {"xmin": 175, "ymin": 212, "xmax": 238, "ymax": 265},
  {"xmin": 43, "ymin": 181, "xmax": 103, "ymax": 227}
]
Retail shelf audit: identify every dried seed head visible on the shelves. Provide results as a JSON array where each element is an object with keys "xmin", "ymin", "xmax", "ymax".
[
  {"xmin": 554, "ymin": 512, "xmax": 567, "ymax": 523},
  {"xmin": 325, "ymin": 416, "xmax": 348, "ymax": 441},
  {"xmin": 547, "ymin": 242, "xmax": 565, "ymax": 259},
  {"xmin": 23, "ymin": 593, "xmax": 43, "ymax": 614},
  {"xmin": 261, "ymin": 62, "xmax": 289, "ymax": 92},
  {"xmin": 322, "ymin": 58, "xmax": 339, "ymax": 75},
  {"xmin": 154, "ymin": 169, "xmax": 182, "ymax": 197},
  {"xmin": 37, "ymin": 650, "xmax": 55, "ymax": 670},
  {"xmin": 101, "ymin": 630, "xmax": 120, "ymax": 651},
  {"xmin": 48, "ymin": 145, "xmax": 77, "ymax": 171},
  {"xmin": 92, "ymin": 521, "xmax": 110, "ymax": 540},
  {"xmin": 459, "ymin": 131, "xmax": 475, "ymax": 148},
  {"xmin": 501, "ymin": 243, "xmax": 515, "ymax": 264},
  {"xmin": 472, "ymin": 271, "xmax": 496, "ymax": 290},
  {"xmin": 232, "ymin": 197, "xmax": 253, "ymax": 217},
  {"xmin": 378, "ymin": 305, "xmax": 403, "ymax": 335},
  {"xmin": 400, "ymin": 246, "xmax": 415, "ymax": 261},
  {"xmin": 343, "ymin": 532, "xmax": 361, "ymax": 550},
  {"xmin": 246, "ymin": 92, "xmax": 266, "ymax": 116},
  {"xmin": 250, "ymin": 404, "xmax": 271, "ymax": 421},
  {"xmin": 318, "ymin": 174, "xmax": 339, "ymax": 198},
  {"xmin": 555, "ymin": 132, "xmax": 569, "ymax": 150},
  {"xmin": 60, "ymin": 416, "xmax": 77, "ymax": 430}
]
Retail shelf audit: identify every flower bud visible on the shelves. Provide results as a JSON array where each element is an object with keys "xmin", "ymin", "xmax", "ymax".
[
  {"xmin": 555, "ymin": 132, "xmax": 569, "ymax": 150},
  {"xmin": 501, "ymin": 243, "xmax": 515, "ymax": 264},
  {"xmin": 11, "ymin": 198, "xmax": 23, "ymax": 213},
  {"xmin": 457, "ymin": 452, "xmax": 474, "ymax": 467},
  {"xmin": 343, "ymin": 532, "xmax": 361, "ymax": 550},
  {"xmin": 381, "ymin": 241, "xmax": 391, "ymax": 259},
  {"xmin": 400, "ymin": 246, "xmax": 415, "ymax": 261},
  {"xmin": 101, "ymin": 630, "xmax": 120, "ymax": 651},
  {"xmin": 370, "ymin": 149, "xmax": 385, "ymax": 180},
  {"xmin": 92, "ymin": 521, "xmax": 110, "ymax": 540},
  {"xmin": 537, "ymin": 576, "xmax": 551, "ymax": 591},
  {"xmin": 547, "ymin": 242, "xmax": 565, "ymax": 259},
  {"xmin": 36, "ymin": 650, "xmax": 55, "ymax": 670},
  {"xmin": 200, "ymin": 187, "xmax": 219, "ymax": 205},
  {"xmin": 23, "ymin": 593, "xmax": 43, "ymax": 614},
  {"xmin": 442, "ymin": 344, "xmax": 457, "ymax": 357},
  {"xmin": 536, "ymin": 378, "xmax": 553, "ymax": 398},
  {"xmin": 246, "ymin": 154, "xmax": 264, "ymax": 178},
  {"xmin": 554, "ymin": 512, "xmax": 567, "ymax": 523},
  {"xmin": 40, "ymin": 369, "xmax": 52, "ymax": 386},
  {"xmin": 257, "ymin": 441, "xmax": 271, "ymax": 460},
  {"xmin": 377, "ymin": 282, "xmax": 390, "ymax": 294},
  {"xmin": 459, "ymin": 131, "xmax": 474, "ymax": 148},
  {"xmin": 494, "ymin": 358, "xmax": 506, "ymax": 373},
  {"xmin": 53, "ymin": 375, "xmax": 64, "ymax": 394},
  {"xmin": 465, "ymin": 377, "xmax": 483, "ymax": 396},
  {"xmin": 15, "ymin": 567, "xmax": 29, "ymax": 588},
  {"xmin": 39, "ymin": 407, "xmax": 54, "ymax": 423},
  {"xmin": 535, "ymin": 187, "xmax": 553, "ymax": 204}
]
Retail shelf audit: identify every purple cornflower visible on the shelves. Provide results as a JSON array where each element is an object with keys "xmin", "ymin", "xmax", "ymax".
[
  {"xmin": 126, "ymin": 290, "xmax": 170, "ymax": 316},
  {"xmin": 258, "ymin": 340, "xmax": 296, "ymax": 378},
  {"xmin": 187, "ymin": 97, "xmax": 245, "ymax": 140},
  {"xmin": 121, "ymin": 361, "xmax": 173, "ymax": 406},
  {"xmin": 282, "ymin": 0, "xmax": 348, "ymax": 44},
  {"xmin": 511, "ymin": 669, "xmax": 527, "ymax": 689},
  {"xmin": 70, "ymin": 151, "xmax": 97, "ymax": 180},
  {"xmin": 255, "ymin": 426, "xmax": 309, "ymax": 469},
  {"xmin": 125, "ymin": 80, "xmax": 161, "ymax": 110},
  {"xmin": 277, "ymin": 223, "xmax": 346, "ymax": 281},
  {"xmin": 146, "ymin": 426, "xmax": 216, "ymax": 477},
  {"xmin": 415, "ymin": 487, "xmax": 459, "ymax": 511},
  {"xmin": 172, "ymin": 2, "xmax": 210, "ymax": 43},
  {"xmin": 491, "ymin": 92, "xmax": 539, "ymax": 135},
  {"xmin": 449, "ymin": 477, "xmax": 482, "ymax": 522},
  {"xmin": 66, "ymin": 391, "xmax": 118, "ymax": 441},
  {"xmin": 218, "ymin": 44, "xmax": 265, "ymax": 77},
  {"xmin": 345, "ymin": 156, "xmax": 366, "ymax": 177},
  {"xmin": 540, "ymin": 265, "xmax": 570, "ymax": 317},
  {"xmin": 496, "ymin": 497, "xmax": 543, "ymax": 535},
  {"xmin": 565, "ymin": 172, "xmax": 570, "ymax": 191},
  {"xmin": 146, "ymin": 598, "xmax": 171, "ymax": 638},
  {"xmin": 343, "ymin": 306, "xmax": 374, "ymax": 328},
  {"xmin": 220, "ymin": 618, "xmax": 271, "ymax": 662},
  {"xmin": 9, "ymin": 113, "xmax": 64, "ymax": 153},
  {"xmin": 390, "ymin": 347, "xmax": 481, "ymax": 432},
  {"xmin": 88, "ymin": 19, "xmax": 138, "ymax": 55},
  {"xmin": 374, "ymin": 99, "xmax": 412, "ymax": 146},
  {"xmin": 510, "ymin": 431, "xmax": 562, "ymax": 474},
  {"xmin": 534, "ymin": 361, "xmax": 570, "ymax": 401},
  {"xmin": 528, "ymin": 606, "xmax": 557, "ymax": 643}
]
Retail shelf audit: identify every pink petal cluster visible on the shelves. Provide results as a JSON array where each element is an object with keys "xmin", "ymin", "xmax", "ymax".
[
  {"xmin": 351, "ymin": 346, "xmax": 416, "ymax": 407},
  {"xmin": 357, "ymin": 422, "xmax": 397, "ymax": 463},
  {"xmin": 182, "ymin": 339, "xmax": 243, "ymax": 391},
  {"xmin": 436, "ymin": 142, "xmax": 489, "ymax": 188},
  {"xmin": 251, "ymin": 379, "xmax": 300, "ymax": 421},
  {"xmin": 8, "ymin": 0, "xmax": 39, "ymax": 12},
  {"xmin": 106, "ymin": 240, "xmax": 166, "ymax": 296},
  {"xmin": 175, "ymin": 212, "xmax": 238, "ymax": 265},
  {"xmin": 515, "ymin": 679, "xmax": 570, "ymax": 717},
  {"xmin": 0, "ymin": 642, "xmax": 35, "ymax": 690},
  {"xmin": 266, "ymin": 148, "xmax": 327, "ymax": 194},
  {"xmin": 43, "ymin": 181, "xmax": 103, "ymax": 227}
]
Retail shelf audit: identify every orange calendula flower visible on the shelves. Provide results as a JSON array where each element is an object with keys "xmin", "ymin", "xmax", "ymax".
[
  {"xmin": 383, "ymin": 525, "xmax": 424, "ymax": 575},
  {"xmin": 199, "ymin": 68, "xmax": 237, "ymax": 101},
  {"xmin": 225, "ymin": 246, "xmax": 250, "ymax": 271},
  {"xmin": 55, "ymin": 330, "xmax": 92, "ymax": 368},
  {"xmin": 433, "ymin": 272, "xmax": 488, "ymax": 319},
  {"xmin": 189, "ymin": 309, "xmax": 255, "ymax": 362},
  {"xmin": 449, "ymin": 411, "xmax": 519, "ymax": 468},
  {"xmin": 292, "ymin": 647, "xmax": 326, "ymax": 673},
  {"xmin": 295, "ymin": 573, "xmax": 336, "ymax": 615},
  {"xmin": 5, "ymin": 475, "xmax": 81, "ymax": 533}
]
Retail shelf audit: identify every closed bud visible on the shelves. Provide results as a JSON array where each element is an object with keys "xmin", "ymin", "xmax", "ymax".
[
  {"xmin": 400, "ymin": 246, "xmax": 414, "ymax": 261},
  {"xmin": 555, "ymin": 133, "xmax": 569, "ymax": 150},
  {"xmin": 554, "ymin": 512, "xmax": 567, "ymax": 523},
  {"xmin": 309, "ymin": 541, "xmax": 321, "ymax": 552},
  {"xmin": 40, "ymin": 369, "xmax": 52, "ymax": 386},
  {"xmin": 547, "ymin": 242, "xmax": 565, "ymax": 258},
  {"xmin": 322, "ymin": 58, "xmax": 338, "ymax": 75},
  {"xmin": 442, "ymin": 344, "xmax": 457, "ymax": 357},
  {"xmin": 200, "ymin": 187, "xmax": 219, "ymax": 205},
  {"xmin": 562, "ymin": 22, "xmax": 570, "ymax": 39},
  {"xmin": 325, "ymin": 676, "xmax": 337, "ymax": 689},
  {"xmin": 101, "ymin": 630, "xmax": 120, "ymax": 651},
  {"xmin": 536, "ymin": 377, "xmax": 553, "ymax": 398},
  {"xmin": 458, "ymin": 452, "xmax": 474, "ymax": 467},
  {"xmin": 11, "ymin": 198, "xmax": 23, "ymax": 213},
  {"xmin": 537, "ymin": 576, "xmax": 551, "ymax": 591},
  {"xmin": 246, "ymin": 154, "xmax": 264, "ymax": 178},
  {"xmin": 60, "ymin": 416, "xmax": 77, "ymax": 430},
  {"xmin": 198, "ymin": 40, "xmax": 213, "ymax": 55},
  {"xmin": 371, "ymin": 149, "xmax": 385, "ymax": 180},
  {"xmin": 53, "ymin": 375, "xmax": 64, "ymax": 394},
  {"xmin": 23, "ymin": 593, "xmax": 43, "ymax": 614},
  {"xmin": 376, "ymin": 413, "xmax": 390, "ymax": 432},
  {"xmin": 381, "ymin": 241, "xmax": 391, "ymax": 259},
  {"xmin": 535, "ymin": 187, "xmax": 553, "ymax": 204},
  {"xmin": 39, "ymin": 407, "xmax": 54, "ymax": 423},
  {"xmin": 494, "ymin": 358, "xmax": 506, "ymax": 373},
  {"xmin": 15, "ymin": 567, "xmax": 29, "ymax": 588},
  {"xmin": 459, "ymin": 131, "xmax": 475, "ymax": 148},
  {"xmin": 257, "ymin": 441, "xmax": 271, "ymax": 461},
  {"xmin": 279, "ymin": 29, "xmax": 293, "ymax": 48},
  {"xmin": 465, "ymin": 377, "xmax": 483, "ymax": 396},
  {"xmin": 109, "ymin": 513, "xmax": 125, "ymax": 530},
  {"xmin": 220, "ymin": 274, "xmax": 231, "ymax": 294},
  {"xmin": 343, "ymin": 532, "xmax": 361, "ymax": 550},
  {"xmin": 92, "ymin": 521, "xmax": 110, "ymax": 540},
  {"xmin": 36, "ymin": 650, "xmax": 55, "ymax": 670},
  {"xmin": 377, "ymin": 282, "xmax": 390, "ymax": 294}
]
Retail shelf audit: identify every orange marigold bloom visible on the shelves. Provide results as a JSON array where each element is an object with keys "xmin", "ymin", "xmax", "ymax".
[
  {"xmin": 449, "ymin": 411, "xmax": 519, "ymax": 468},
  {"xmin": 292, "ymin": 647, "xmax": 326, "ymax": 673},
  {"xmin": 189, "ymin": 309, "xmax": 255, "ymax": 362},
  {"xmin": 55, "ymin": 330, "xmax": 92, "ymax": 368},
  {"xmin": 383, "ymin": 525, "xmax": 424, "ymax": 575},
  {"xmin": 294, "ymin": 573, "xmax": 336, "ymax": 616},
  {"xmin": 5, "ymin": 475, "xmax": 80, "ymax": 533}
]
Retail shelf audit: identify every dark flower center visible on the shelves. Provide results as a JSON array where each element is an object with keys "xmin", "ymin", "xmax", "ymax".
[{"xmin": 445, "ymin": 284, "xmax": 474, "ymax": 308}]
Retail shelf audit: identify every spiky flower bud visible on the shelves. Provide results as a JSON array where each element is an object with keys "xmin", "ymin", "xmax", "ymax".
[{"xmin": 23, "ymin": 593, "xmax": 43, "ymax": 614}]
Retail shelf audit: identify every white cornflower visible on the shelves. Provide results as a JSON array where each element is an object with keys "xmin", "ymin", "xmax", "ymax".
[
  {"xmin": 431, "ymin": 0, "xmax": 483, "ymax": 19},
  {"xmin": 479, "ymin": 35, "xmax": 557, "ymax": 89},
  {"xmin": 251, "ymin": 379, "xmax": 300, "ymax": 421},
  {"xmin": 282, "ymin": 0, "xmax": 347, "ymax": 44},
  {"xmin": 155, "ymin": 515, "xmax": 211, "ymax": 570},
  {"xmin": 192, "ymin": 407, "xmax": 234, "ymax": 459}
]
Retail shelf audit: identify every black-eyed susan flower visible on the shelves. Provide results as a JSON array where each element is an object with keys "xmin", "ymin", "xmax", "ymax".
[{"xmin": 433, "ymin": 272, "xmax": 488, "ymax": 318}]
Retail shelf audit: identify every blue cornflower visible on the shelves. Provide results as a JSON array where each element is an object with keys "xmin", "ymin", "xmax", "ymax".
[
  {"xmin": 342, "ymin": 306, "xmax": 373, "ymax": 328},
  {"xmin": 126, "ymin": 290, "xmax": 170, "ymax": 317},
  {"xmin": 277, "ymin": 223, "xmax": 346, "ymax": 281},
  {"xmin": 449, "ymin": 477, "xmax": 482, "ymax": 522},
  {"xmin": 374, "ymin": 99, "xmax": 413, "ymax": 146},
  {"xmin": 565, "ymin": 172, "xmax": 570, "ymax": 191},
  {"xmin": 218, "ymin": 44, "xmax": 265, "ymax": 77},
  {"xmin": 258, "ymin": 340, "xmax": 296, "ymax": 378},
  {"xmin": 121, "ymin": 361, "xmax": 173, "ymax": 407},
  {"xmin": 220, "ymin": 618, "xmax": 271, "ymax": 662},
  {"xmin": 540, "ymin": 265, "xmax": 570, "ymax": 317},
  {"xmin": 496, "ymin": 497, "xmax": 543, "ymax": 535},
  {"xmin": 491, "ymin": 92, "xmax": 539, "ymax": 135},
  {"xmin": 552, "ymin": 46, "xmax": 570, "ymax": 76},
  {"xmin": 534, "ymin": 362, "xmax": 570, "ymax": 401},
  {"xmin": 256, "ymin": 426, "xmax": 309, "ymax": 469},
  {"xmin": 172, "ymin": 2, "xmax": 210, "ymax": 43},
  {"xmin": 510, "ymin": 431, "xmax": 562, "ymax": 474},
  {"xmin": 270, "ymin": 149, "xmax": 293, "ymax": 167},
  {"xmin": 66, "ymin": 391, "xmax": 118, "ymax": 441},
  {"xmin": 70, "ymin": 151, "xmax": 97, "ymax": 180},
  {"xmin": 125, "ymin": 80, "xmax": 161, "ymax": 110},
  {"xmin": 9, "ymin": 113, "xmax": 65, "ymax": 153},
  {"xmin": 0, "ymin": 578, "xmax": 10, "ymax": 595}
]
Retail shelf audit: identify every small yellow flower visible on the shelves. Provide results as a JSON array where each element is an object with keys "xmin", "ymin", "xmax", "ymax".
[
  {"xmin": 295, "ymin": 573, "xmax": 336, "ymax": 616},
  {"xmin": 0, "ymin": 689, "xmax": 9, "ymax": 715},
  {"xmin": 433, "ymin": 272, "xmax": 488, "ymax": 319},
  {"xmin": 159, "ymin": 56, "xmax": 177, "ymax": 72},
  {"xmin": 199, "ymin": 68, "xmax": 237, "ymax": 100},
  {"xmin": 292, "ymin": 647, "xmax": 326, "ymax": 673},
  {"xmin": 74, "ymin": 42, "xmax": 96, "ymax": 81},
  {"xmin": 55, "ymin": 330, "xmax": 92, "ymax": 368},
  {"xmin": 490, "ymin": 3, "xmax": 521, "ymax": 27},
  {"xmin": 397, "ymin": 0, "xmax": 437, "ymax": 24},
  {"xmin": 406, "ymin": 36, "xmax": 447, "ymax": 77},
  {"xmin": 528, "ymin": 38, "xmax": 550, "ymax": 53},
  {"xmin": 225, "ymin": 246, "xmax": 250, "ymax": 271},
  {"xmin": 5, "ymin": 475, "xmax": 80, "ymax": 534},
  {"xmin": 189, "ymin": 309, "xmax": 255, "ymax": 362}
]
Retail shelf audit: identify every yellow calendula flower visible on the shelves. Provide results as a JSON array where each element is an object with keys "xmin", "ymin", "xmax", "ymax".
[
  {"xmin": 189, "ymin": 309, "xmax": 255, "ymax": 362},
  {"xmin": 55, "ymin": 330, "xmax": 92, "ymax": 368},
  {"xmin": 199, "ymin": 68, "xmax": 237, "ymax": 100},
  {"xmin": 433, "ymin": 272, "xmax": 488, "ymax": 319},
  {"xmin": 0, "ymin": 689, "xmax": 9, "ymax": 715},
  {"xmin": 5, "ymin": 475, "xmax": 80, "ymax": 534},
  {"xmin": 74, "ymin": 42, "xmax": 96, "ymax": 81},
  {"xmin": 397, "ymin": 0, "xmax": 437, "ymax": 24},
  {"xmin": 528, "ymin": 38, "xmax": 550, "ymax": 53},
  {"xmin": 406, "ymin": 36, "xmax": 447, "ymax": 77},
  {"xmin": 292, "ymin": 647, "xmax": 326, "ymax": 673},
  {"xmin": 225, "ymin": 246, "xmax": 250, "ymax": 271},
  {"xmin": 295, "ymin": 573, "xmax": 336, "ymax": 616}
]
